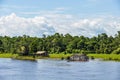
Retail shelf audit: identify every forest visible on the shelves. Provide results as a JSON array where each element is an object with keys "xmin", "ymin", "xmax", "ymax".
[{"xmin": 0, "ymin": 31, "xmax": 120, "ymax": 55}]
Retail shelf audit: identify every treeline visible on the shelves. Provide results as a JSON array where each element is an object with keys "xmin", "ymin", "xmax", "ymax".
[{"xmin": 0, "ymin": 31, "xmax": 120, "ymax": 55}]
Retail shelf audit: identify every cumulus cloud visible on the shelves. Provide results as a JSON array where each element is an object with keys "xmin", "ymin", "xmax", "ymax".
[
  {"xmin": 0, "ymin": 13, "xmax": 55, "ymax": 37},
  {"xmin": 0, "ymin": 13, "xmax": 120, "ymax": 37},
  {"xmin": 44, "ymin": 14, "xmax": 120, "ymax": 37}
]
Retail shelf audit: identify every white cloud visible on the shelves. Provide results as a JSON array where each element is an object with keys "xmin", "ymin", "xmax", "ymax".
[
  {"xmin": 45, "ymin": 14, "xmax": 120, "ymax": 37},
  {"xmin": 0, "ymin": 13, "xmax": 120, "ymax": 37},
  {"xmin": 0, "ymin": 13, "xmax": 55, "ymax": 37}
]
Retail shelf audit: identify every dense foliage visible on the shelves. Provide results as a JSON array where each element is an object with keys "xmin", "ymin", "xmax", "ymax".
[{"xmin": 0, "ymin": 31, "xmax": 120, "ymax": 55}]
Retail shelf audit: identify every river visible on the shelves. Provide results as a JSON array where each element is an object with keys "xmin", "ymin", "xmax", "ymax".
[{"xmin": 0, "ymin": 58, "xmax": 120, "ymax": 80}]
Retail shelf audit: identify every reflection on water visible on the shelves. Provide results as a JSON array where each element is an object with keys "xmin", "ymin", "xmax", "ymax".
[{"xmin": 0, "ymin": 58, "xmax": 120, "ymax": 80}]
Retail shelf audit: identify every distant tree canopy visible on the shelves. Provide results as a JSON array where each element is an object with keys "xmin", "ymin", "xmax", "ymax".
[{"xmin": 0, "ymin": 31, "xmax": 120, "ymax": 55}]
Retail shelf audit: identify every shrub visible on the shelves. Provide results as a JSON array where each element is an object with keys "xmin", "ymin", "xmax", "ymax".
[{"xmin": 112, "ymin": 48, "xmax": 120, "ymax": 54}]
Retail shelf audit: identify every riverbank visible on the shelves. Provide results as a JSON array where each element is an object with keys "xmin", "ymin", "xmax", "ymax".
[
  {"xmin": 12, "ymin": 56, "xmax": 36, "ymax": 61},
  {"xmin": 0, "ymin": 53, "xmax": 120, "ymax": 61},
  {"xmin": 0, "ymin": 53, "xmax": 36, "ymax": 61},
  {"xmin": 88, "ymin": 54, "xmax": 120, "ymax": 61},
  {"xmin": 0, "ymin": 53, "xmax": 18, "ymax": 58},
  {"xmin": 50, "ymin": 53, "xmax": 120, "ymax": 61},
  {"xmin": 0, "ymin": 53, "xmax": 49, "ymax": 61}
]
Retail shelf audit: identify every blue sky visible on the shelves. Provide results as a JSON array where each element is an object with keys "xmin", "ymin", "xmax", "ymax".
[
  {"xmin": 0, "ymin": 0, "xmax": 120, "ymax": 17},
  {"xmin": 0, "ymin": 0, "xmax": 120, "ymax": 37}
]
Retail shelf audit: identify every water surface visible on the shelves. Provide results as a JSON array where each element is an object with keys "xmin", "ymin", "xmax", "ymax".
[{"xmin": 0, "ymin": 58, "xmax": 120, "ymax": 80}]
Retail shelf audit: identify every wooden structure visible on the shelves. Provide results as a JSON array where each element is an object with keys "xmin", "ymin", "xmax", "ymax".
[
  {"xmin": 35, "ymin": 51, "xmax": 49, "ymax": 57},
  {"xmin": 68, "ymin": 54, "xmax": 89, "ymax": 61}
]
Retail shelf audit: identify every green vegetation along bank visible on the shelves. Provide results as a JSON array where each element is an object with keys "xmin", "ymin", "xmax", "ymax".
[
  {"xmin": 88, "ymin": 54, "xmax": 120, "ymax": 61},
  {"xmin": 0, "ymin": 53, "xmax": 18, "ymax": 58},
  {"xmin": 0, "ymin": 53, "xmax": 120, "ymax": 61},
  {"xmin": 49, "ymin": 53, "xmax": 120, "ymax": 61},
  {"xmin": 0, "ymin": 31, "xmax": 120, "ymax": 61},
  {"xmin": 1, "ymin": 31, "xmax": 120, "ymax": 56}
]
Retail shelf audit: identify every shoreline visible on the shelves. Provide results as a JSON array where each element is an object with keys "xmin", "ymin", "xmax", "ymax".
[{"xmin": 0, "ymin": 53, "xmax": 120, "ymax": 61}]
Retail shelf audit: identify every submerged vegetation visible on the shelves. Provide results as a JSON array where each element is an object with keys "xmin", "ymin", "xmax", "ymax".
[
  {"xmin": 0, "ymin": 31, "xmax": 120, "ymax": 61},
  {"xmin": 12, "ymin": 56, "xmax": 36, "ymax": 61}
]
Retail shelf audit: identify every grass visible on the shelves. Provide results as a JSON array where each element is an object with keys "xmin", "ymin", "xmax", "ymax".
[
  {"xmin": 88, "ymin": 54, "xmax": 120, "ymax": 61},
  {"xmin": 0, "ymin": 53, "xmax": 120, "ymax": 61},
  {"xmin": 0, "ymin": 53, "xmax": 71, "ymax": 59},
  {"xmin": 0, "ymin": 53, "xmax": 36, "ymax": 61},
  {"xmin": 49, "ymin": 53, "xmax": 120, "ymax": 61},
  {"xmin": 0, "ymin": 53, "xmax": 18, "ymax": 58}
]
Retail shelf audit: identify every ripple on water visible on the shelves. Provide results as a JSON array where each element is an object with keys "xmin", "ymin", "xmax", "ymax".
[{"xmin": 0, "ymin": 58, "xmax": 120, "ymax": 80}]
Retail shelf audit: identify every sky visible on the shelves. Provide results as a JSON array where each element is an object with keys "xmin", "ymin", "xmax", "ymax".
[{"xmin": 0, "ymin": 0, "xmax": 120, "ymax": 37}]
